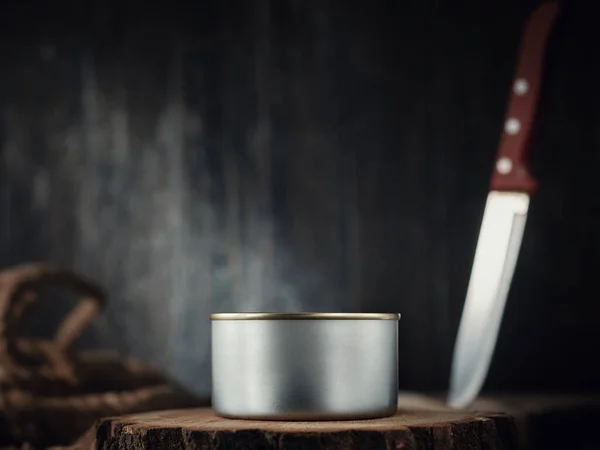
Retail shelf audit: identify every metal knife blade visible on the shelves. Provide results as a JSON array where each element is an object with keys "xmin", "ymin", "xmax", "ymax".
[
  {"xmin": 448, "ymin": 1, "xmax": 560, "ymax": 408},
  {"xmin": 448, "ymin": 191, "xmax": 528, "ymax": 408}
]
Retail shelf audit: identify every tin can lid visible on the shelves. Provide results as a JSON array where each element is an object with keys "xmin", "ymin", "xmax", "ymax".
[{"xmin": 210, "ymin": 312, "xmax": 401, "ymax": 321}]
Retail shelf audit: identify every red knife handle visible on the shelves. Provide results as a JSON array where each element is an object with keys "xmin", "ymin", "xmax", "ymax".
[{"xmin": 490, "ymin": 1, "xmax": 560, "ymax": 194}]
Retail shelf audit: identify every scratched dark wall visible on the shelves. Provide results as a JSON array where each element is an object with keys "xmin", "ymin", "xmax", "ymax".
[{"xmin": 0, "ymin": 0, "xmax": 598, "ymax": 396}]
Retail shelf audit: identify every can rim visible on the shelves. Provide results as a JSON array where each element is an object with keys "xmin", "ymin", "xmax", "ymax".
[{"xmin": 210, "ymin": 312, "xmax": 401, "ymax": 321}]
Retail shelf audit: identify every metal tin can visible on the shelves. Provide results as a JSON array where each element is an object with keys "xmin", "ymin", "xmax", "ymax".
[{"xmin": 211, "ymin": 312, "xmax": 400, "ymax": 420}]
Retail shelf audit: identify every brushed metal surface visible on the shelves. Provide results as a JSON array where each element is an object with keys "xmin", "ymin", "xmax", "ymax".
[
  {"xmin": 211, "ymin": 316, "xmax": 399, "ymax": 420},
  {"xmin": 448, "ymin": 191, "xmax": 529, "ymax": 408}
]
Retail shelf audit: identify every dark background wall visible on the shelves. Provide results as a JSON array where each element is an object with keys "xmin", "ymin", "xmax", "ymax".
[{"xmin": 0, "ymin": 0, "xmax": 598, "ymax": 397}]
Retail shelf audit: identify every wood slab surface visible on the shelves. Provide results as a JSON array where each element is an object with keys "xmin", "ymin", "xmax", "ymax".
[
  {"xmin": 93, "ymin": 403, "xmax": 515, "ymax": 449},
  {"xmin": 80, "ymin": 392, "xmax": 600, "ymax": 450}
]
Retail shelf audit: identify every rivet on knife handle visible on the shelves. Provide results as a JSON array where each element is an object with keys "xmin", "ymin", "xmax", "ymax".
[{"xmin": 491, "ymin": 1, "xmax": 560, "ymax": 194}]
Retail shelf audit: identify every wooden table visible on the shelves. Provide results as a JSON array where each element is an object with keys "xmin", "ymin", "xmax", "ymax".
[{"xmin": 87, "ymin": 392, "xmax": 600, "ymax": 450}]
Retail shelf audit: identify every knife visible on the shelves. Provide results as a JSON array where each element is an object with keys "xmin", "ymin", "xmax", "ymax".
[{"xmin": 447, "ymin": 1, "xmax": 560, "ymax": 409}]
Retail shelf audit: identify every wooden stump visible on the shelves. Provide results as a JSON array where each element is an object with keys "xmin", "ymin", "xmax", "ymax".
[
  {"xmin": 83, "ymin": 392, "xmax": 600, "ymax": 450},
  {"xmin": 92, "ymin": 406, "xmax": 517, "ymax": 450}
]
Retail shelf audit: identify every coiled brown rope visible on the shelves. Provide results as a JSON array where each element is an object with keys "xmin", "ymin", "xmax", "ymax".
[
  {"xmin": 0, "ymin": 263, "xmax": 105, "ymax": 390},
  {"xmin": 0, "ymin": 263, "xmax": 203, "ymax": 449}
]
